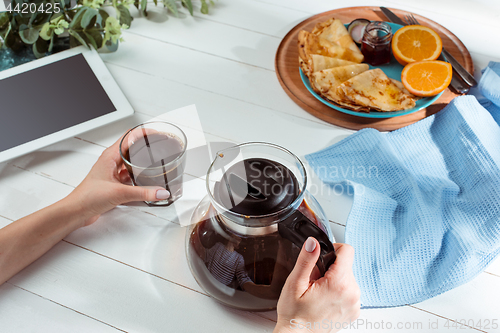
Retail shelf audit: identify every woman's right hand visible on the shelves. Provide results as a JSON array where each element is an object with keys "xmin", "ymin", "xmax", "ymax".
[{"xmin": 273, "ymin": 238, "xmax": 360, "ymax": 333}]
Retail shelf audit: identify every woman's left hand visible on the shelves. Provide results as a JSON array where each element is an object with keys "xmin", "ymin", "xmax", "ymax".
[{"xmin": 66, "ymin": 135, "xmax": 170, "ymax": 227}]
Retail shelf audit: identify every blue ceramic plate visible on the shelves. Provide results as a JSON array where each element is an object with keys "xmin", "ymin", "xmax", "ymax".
[{"xmin": 300, "ymin": 22, "xmax": 444, "ymax": 119}]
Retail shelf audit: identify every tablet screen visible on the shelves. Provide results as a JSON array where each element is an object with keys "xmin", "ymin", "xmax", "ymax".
[{"xmin": 0, "ymin": 54, "xmax": 116, "ymax": 152}]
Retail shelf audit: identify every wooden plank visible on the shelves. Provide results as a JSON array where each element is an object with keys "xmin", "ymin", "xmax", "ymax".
[
  {"xmin": 339, "ymin": 305, "xmax": 481, "ymax": 332},
  {"xmin": 8, "ymin": 110, "xmax": 237, "ymax": 190},
  {"xmin": 470, "ymin": 52, "xmax": 500, "ymax": 79},
  {"xmin": 1, "ymin": 157, "xmax": 349, "ymax": 294},
  {"xmin": 126, "ymin": 5, "xmax": 281, "ymax": 71},
  {"xmin": 252, "ymin": 0, "xmax": 500, "ymax": 60},
  {"xmin": 411, "ymin": 272, "xmax": 500, "ymax": 332},
  {"xmin": 98, "ymin": 63, "xmax": 353, "ymax": 157},
  {"xmin": 251, "ymin": 0, "xmax": 500, "ymax": 28},
  {"xmin": 2, "ymin": 193, "xmax": 497, "ymax": 333},
  {"xmin": 75, "ymin": 113, "xmax": 156, "ymax": 149},
  {"xmin": 99, "ymin": 33, "xmax": 339, "ymax": 127},
  {"xmin": 63, "ymin": 207, "xmax": 202, "ymax": 293},
  {"xmin": 0, "ymin": 1, "xmax": 499, "ymax": 329},
  {"xmin": 101, "ymin": 3, "xmax": 500, "ymax": 134},
  {"xmin": 248, "ymin": 278, "xmax": 483, "ymax": 333},
  {"xmin": 7, "ymin": 241, "xmax": 276, "ymax": 332},
  {"xmin": 485, "ymin": 257, "xmax": 500, "ymax": 277},
  {"xmin": 9, "ymin": 138, "xmax": 102, "ymax": 188},
  {"xmin": 191, "ymin": 0, "xmax": 310, "ymax": 38},
  {"xmin": 0, "ymin": 215, "xmax": 11, "ymax": 228},
  {"xmin": 0, "ymin": 283, "xmax": 122, "ymax": 332},
  {"xmin": 187, "ymin": 0, "xmax": 499, "ymax": 60},
  {"xmin": 0, "ymin": 164, "xmax": 73, "ymax": 221},
  {"xmin": 3, "ymin": 153, "xmax": 500, "ymax": 331}
]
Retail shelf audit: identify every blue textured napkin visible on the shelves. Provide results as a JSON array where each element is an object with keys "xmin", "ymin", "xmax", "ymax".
[{"xmin": 305, "ymin": 62, "xmax": 500, "ymax": 307}]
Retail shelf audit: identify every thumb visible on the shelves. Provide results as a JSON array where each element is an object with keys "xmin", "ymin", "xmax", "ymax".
[
  {"xmin": 122, "ymin": 185, "xmax": 170, "ymax": 203},
  {"xmin": 288, "ymin": 237, "xmax": 321, "ymax": 293}
]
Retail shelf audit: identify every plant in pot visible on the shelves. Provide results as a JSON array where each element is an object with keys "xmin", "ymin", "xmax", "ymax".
[{"xmin": 0, "ymin": 0, "xmax": 213, "ymax": 68}]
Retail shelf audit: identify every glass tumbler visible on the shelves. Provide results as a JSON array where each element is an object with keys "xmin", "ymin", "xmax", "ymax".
[{"xmin": 119, "ymin": 121, "xmax": 187, "ymax": 206}]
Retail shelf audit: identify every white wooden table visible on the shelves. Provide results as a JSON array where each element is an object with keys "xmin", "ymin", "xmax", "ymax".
[{"xmin": 1, "ymin": 0, "xmax": 500, "ymax": 332}]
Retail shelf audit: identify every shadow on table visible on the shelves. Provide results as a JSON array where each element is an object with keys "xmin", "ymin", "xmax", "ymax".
[{"xmin": 147, "ymin": 216, "xmax": 277, "ymax": 329}]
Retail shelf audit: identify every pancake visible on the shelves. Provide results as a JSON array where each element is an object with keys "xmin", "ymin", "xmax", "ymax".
[
  {"xmin": 299, "ymin": 57, "xmax": 309, "ymax": 77},
  {"xmin": 310, "ymin": 55, "xmax": 357, "ymax": 73},
  {"xmin": 337, "ymin": 69, "xmax": 416, "ymax": 111},
  {"xmin": 298, "ymin": 30, "xmax": 364, "ymax": 70},
  {"xmin": 312, "ymin": 18, "xmax": 364, "ymax": 62},
  {"xmin": 390, "ymin": 78, "xmax": 419, "ymax": 99},
  {"xmin": 311, "ymin": 64, "xmax": 369, "ymax": 102}
]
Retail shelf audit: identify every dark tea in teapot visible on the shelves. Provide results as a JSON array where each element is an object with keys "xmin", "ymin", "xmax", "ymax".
[{"xmin": 186, "ymin": 149, "xmax": 335, "ymax": 310}]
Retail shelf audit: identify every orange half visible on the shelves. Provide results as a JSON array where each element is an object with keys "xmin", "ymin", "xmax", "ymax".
[
  {"xmin": 401, "ymin": 60, "xmax": 452, "ymax": 97},
  {"xmin": 392, "ymin": 25, "xmax": 443, "ymax": 66}
]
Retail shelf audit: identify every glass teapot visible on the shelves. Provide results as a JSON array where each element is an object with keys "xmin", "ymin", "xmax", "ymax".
[{"xmin": 185, "ymin": 142, "xmax": 336, "ymax": 310}]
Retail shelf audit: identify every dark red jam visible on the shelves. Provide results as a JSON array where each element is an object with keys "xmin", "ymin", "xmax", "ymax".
[{"xmin": 360, "ymin": 21, "xmax": 393, "ymax": 66}]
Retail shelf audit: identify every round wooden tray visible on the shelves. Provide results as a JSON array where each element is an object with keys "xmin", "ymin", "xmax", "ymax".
[{"xmin": 275, "ymin": 6, "xmax": 474, "ymax": 131}]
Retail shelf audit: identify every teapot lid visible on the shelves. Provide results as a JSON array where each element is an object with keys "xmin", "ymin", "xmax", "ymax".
[{"xmin": 213, "ymin": 158, "xmax": 300, "ymax": 216}]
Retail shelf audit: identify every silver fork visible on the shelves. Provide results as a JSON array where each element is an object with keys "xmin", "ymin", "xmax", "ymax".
[
  {"xmin": 405, "ymin": 14, "xmax": 477, "ymax": 87},
  {"xmin": 404, "ymin": 14, "xmax": 419, "ymax": 26}
]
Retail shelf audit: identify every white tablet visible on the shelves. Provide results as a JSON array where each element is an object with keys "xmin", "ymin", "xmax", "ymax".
[{"xmin": 0, "ymin": 46, "xmax": 134, "ymax": 163}]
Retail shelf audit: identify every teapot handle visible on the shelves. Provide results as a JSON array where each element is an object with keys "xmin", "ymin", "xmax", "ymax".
[{"xmin": 278, "ymin": 210, "xmax": 336, "ymax": 276}]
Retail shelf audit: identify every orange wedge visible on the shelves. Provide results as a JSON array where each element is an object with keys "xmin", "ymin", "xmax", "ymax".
[
  {"xmin": 401, "ymin": 60, "xmax": 452, "ymax": 97},
  {"xmin": 392, "ymin": 25, "xmax": 443, "ymax": 66}
]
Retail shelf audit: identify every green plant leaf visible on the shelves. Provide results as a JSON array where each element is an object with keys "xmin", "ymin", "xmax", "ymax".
[
  {"xmin": 18, "ymin": 23, "xmax": 28, "ymax": 32},
  {"xmin": 39, "ymin": 22, "xmax": 53, "ymax": 41},
  {"xmin": 0, "ymin": 12, "xmax": 10, "ymax": 30},
  {"xmin": 4, "ymin": 30, "xmax": 16, "ymax": 49},
  {"xmin": 141, "ymin": 0, "xmax": 148, "ymax": 15},
  {"xmin": 88, "ymin": 15, "xmax": 97, "ymax": 29},
  {"xmin": 28, "ymin": 11, "xmax": 39, "ymax": 26},
  {"xmin": 117, "ymin": 5, "xmax": 133, "ymax": 27},
  {"xmin": 62, "ymin": 0, "xmax": 71, "ymax": 9},
  {"xmin": 33, "ymin": 37, "xmax": 49, "ymax": 58},
  {"xmin": 97, "ymin": 9, "xmax": 109, "ymax": 28},
  {"xmin": 32, "ymin": 12, "xmax": 52, "ymax": 27},
  {"xmin": 91, "ymin": 30, "xmax": 103, "ymax": 49},
  {"xmin": 19, "ymin": 27, "xmax": 39, "ymax": 44},
  {"xmin": 0, "ymin": 26, "xmax": 9, "ymax": 38},
  {"xmin": 48, "ymin": 35, "xmax": 54, "ymax": 52},
  {"xmin": 200, "ymin": 0, "xmax": 208, "ymax": 14},
  {"xmin": 182, "ymin": 0, "xmax": 194, "ymax": 15},
  {"xmin": 84, "ymin": 29, "xmax": 103, "ymax": 49},
  {"xmin": 33, "ymin": 44, "xmax": 44, "ymax": 58},
  {"xmin": 163, "ymin": 0, "xmax": 179, "ymax": 17},
  {"xmin": 50, "ymin": 13, "xmax": 64, "ymax": 24},
  {"xmin": 70, "ymin": 7, "xmax": 88, "ymax": 29},
  {"xmin": 36, "ymin": 37, "xmax": 49, "ymax": 53},
  {"xmin": 69, "ymin": 29, "xmax": 88, "ymax": 47},
  {"xmin": 0, "ymin": 20, "xmax": 10, "ymax": 37},
  {"xmin": 11, "ymin": 16, "xmax": 20, "ymax": 30},
  {"xmin": 83, "ymin": 31, "xmax": 97, "ymax": 49},
  {"xmin": 81, "ymin": 8, "xmax": 98, "ymax": 29}
]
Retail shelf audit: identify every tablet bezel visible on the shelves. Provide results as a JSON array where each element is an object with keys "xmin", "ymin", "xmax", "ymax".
[{"xmin": 0, "ymin": 46, "xmax": 134, "ymax": 163}]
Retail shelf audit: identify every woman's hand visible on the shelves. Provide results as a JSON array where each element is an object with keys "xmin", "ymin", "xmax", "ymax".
[
  {"xmin": 66, "ymin": 135, "xmax": 170, "ymax": 227},
  {"xmin": 273, "ymin": 238, "xmax": 360, "ymax": 333},
  {"xmin": 0, "ymin": 134, "xmax": 169, "ymax": 286}
]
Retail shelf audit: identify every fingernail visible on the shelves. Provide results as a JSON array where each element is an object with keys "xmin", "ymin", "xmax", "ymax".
[
  {"xmin": 305, "ymin": 237, "xmax": 316, "ymax": 253},
  {"xmin": 156, "ymin": 189, "xmax": 170, "ymax": 200}
]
